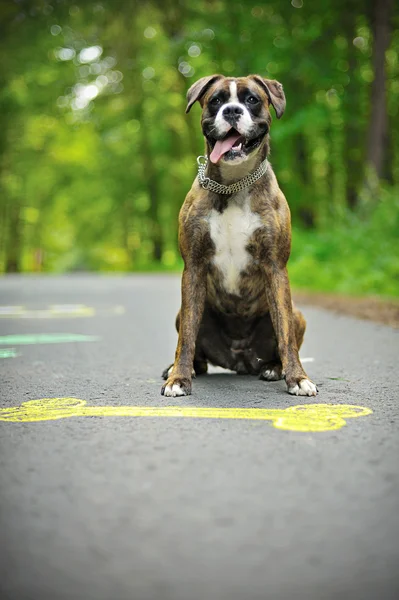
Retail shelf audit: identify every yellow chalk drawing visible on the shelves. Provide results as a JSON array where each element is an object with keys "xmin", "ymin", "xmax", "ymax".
[{"xmin": 0, "ymin": 398, "xmax": 372, "ymax": 432}]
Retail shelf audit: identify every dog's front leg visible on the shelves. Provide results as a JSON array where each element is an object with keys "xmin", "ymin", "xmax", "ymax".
[
  {"xmin": 264, "ymin": 266, "xmax": 317, "ymax": 396},
  {"xmin": 161, "ymin": 265, "xmax": 206, "ymax": 397}
]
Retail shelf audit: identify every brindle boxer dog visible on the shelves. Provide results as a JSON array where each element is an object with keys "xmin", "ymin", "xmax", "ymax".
[{"xmin": 161, "ymin": 74, "xmax": 317, "ymax": 397}]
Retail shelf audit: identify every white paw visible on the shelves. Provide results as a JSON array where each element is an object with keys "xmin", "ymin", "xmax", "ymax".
[
  {"xmin": 262, "ymin": 368, "xmax": 281, "ymax": 381},
  {"xmin": 288, "ymin": 379, "xmax": 317, "ymax": 397},
  {"xmin": 163, "ymin": 383, "xmax": 187, "ymax": 397}
]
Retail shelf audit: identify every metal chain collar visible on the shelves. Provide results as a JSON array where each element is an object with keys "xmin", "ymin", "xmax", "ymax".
[{"xmin": 197, "ymin": 155, "xmax": 268, "ymax": 195}]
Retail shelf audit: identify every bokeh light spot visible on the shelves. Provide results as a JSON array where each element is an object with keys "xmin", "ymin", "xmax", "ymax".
[
  {"xmin": 144, "ymin": 27, "xmax": 157, "ymax": 39},
  {"xmin": 95, "ymin": 75, "xmax": 108, "ymax": 89},
  {"xmin": 56, "ymin": 48, "xmax": 76, "ymax": 61},
  {"xmin": 79, "ymin": 46, "xmax": 103, "ymax": 64},
  {"xmin": 353, "ymin": 36, "xmax": 366, "ymax": 50},
  {"xmin": 84, "ymin": 85, "xmax": 99, "ymax": 100},
  {"xmin": 178, "ymin": 61, "xmax": 194, "ymax": 77},
  {"xmin": 103, "ymin": 56, "xmax": 117, "ymax": 68},
  {"xmin": 202, "ymin": 28, "xmax": 215, "ymax": 40},
  {"xmin": 142, "ymin": 67, "xmax": 155, "ymax": 79},
  {"xmin": 188, "ymin": 44, "xmax": 201, "ymax": 58}
]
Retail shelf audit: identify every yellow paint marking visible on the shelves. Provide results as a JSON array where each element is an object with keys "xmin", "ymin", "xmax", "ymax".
[
  {"xmin": 49, "ymin": 305, "xmax": 95, "ymax": 317},
  {"xmin": 0, "ymin": 398, "xmax": 372, "ymax": 432},
  {"xmin": 0, "ymin": 306, "xmax": 26, "ymax": 316},
  {"xmin": 0, "ymin": 305, "xmax": 125, "ymax": 319}
]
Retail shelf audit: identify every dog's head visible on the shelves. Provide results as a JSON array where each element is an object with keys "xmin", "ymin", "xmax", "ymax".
[{"xmin": 186, "ymin": 74, "xmax": 285, "ymax": 165}]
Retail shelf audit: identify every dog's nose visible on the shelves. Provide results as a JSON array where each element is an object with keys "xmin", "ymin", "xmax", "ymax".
[{"xmin": 223, "ymin": 105, "xmax": 244, "ymax": 118}]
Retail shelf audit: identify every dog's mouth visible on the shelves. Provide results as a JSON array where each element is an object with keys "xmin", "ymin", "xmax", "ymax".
[{"xmin": 207, "ymin": 128, "xmax": 266, "ymax": 164}]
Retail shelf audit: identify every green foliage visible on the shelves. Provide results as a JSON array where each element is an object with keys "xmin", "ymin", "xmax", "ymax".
[
  {"xmin": 290, "ymin": 185, "xmax": 399, "ymax": 296},
  {"xmin": 0, "ymin": 0, "xmax": 398, "ymax": 297}
]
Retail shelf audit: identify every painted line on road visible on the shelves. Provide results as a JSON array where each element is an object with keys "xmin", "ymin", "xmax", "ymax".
[
  {"xmin": 0, "ymin": 398, "xmax": 373, "ymax": 432},
  {"xmin": 0, "ymin": 305, "xmax": 125, "ymax": 319},
  {"xmin": 0, "ymin": 334, "xmax": 99, "ymax": 345},
  {"xmin": 0, "ymin": 348, "xmax": 18, "ymax": 359}
]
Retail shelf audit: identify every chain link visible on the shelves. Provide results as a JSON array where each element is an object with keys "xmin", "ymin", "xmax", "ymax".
[{"xmin": 197, "ymin": 155, "xmax": 268, "ymax": 195}]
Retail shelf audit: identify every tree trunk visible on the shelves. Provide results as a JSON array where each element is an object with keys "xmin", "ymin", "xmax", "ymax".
[
  {"xmin": 135, "ymin": 99, "xmax": 163, "ymax": 264},
  {"xmin": 5, "ymin": 201, "xmax": 22, "ymax": 273},
  {"xmin": 296, "ymin": 133, "xmax": 314, "ymax": 228},
  {"xmin": 141, "ymin": 125, "xmax": 163, "ymax": 263},
  {"xmin": 342, "ymin": 7, "xmax": 363, "ymax": 209},
  {"xmin": 365, "ymin": 0, "xmax": 393, "ymax": 181}
]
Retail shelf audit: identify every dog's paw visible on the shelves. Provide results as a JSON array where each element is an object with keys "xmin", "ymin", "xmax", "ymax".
[
  {"xmin": 161, "ymin": 376, "xmax": 192, "ymax": 397},
  {"xmin": 259, "ymin": 362, "xmax": 283, "ymax": 381},
  {"xmin": 162, "ymin": 364, "xmax": 196, "ymax": 381},
  {"xmin": 287, "ymin": 378, "xmax": 318, "ymax": 397}
]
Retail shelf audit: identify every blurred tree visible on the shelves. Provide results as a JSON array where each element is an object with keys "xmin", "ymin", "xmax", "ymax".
[
  {"xmin": 365, "ymin": 0, "xmax": 394, "ymax": 183},
  {"xmin": 0, "ymin": 0, "xmax": 398, "ymax": 295}
]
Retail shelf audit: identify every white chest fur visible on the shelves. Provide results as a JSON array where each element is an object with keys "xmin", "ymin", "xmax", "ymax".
[{"xmin": 208, "ymin": 195, "xmax": 262, "ymax": 295}]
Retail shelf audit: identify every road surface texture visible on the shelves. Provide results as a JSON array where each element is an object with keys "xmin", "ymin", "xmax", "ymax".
[{"xmin": 1, "ymin": 275, "xmax": 398, "ymax": 600}]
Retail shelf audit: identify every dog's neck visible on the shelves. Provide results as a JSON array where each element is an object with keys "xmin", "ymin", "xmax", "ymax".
[{"xmin": 204, "ymin": 139, "xmax": 269, "ymax": 186}]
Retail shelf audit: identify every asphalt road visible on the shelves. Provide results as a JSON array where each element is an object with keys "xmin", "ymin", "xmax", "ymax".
[{"xmin": 1, "ymin": 275, "xmax": 398, "ymax": 600}]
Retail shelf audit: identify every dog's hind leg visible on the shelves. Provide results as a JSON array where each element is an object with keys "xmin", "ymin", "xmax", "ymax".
[
  {"xmin": 193, "ymin": 355, "xmax": 208, "ymax": 375},
  {"xmin": 259, "ymin": 361, "xmax": 283, "ymax": 381},
  {"xmin": 195, "ymin": 306, "xmax": 239, "ymax": 372},
  {"xmin": 257, "ymin": 307, "xmax": 307, "ymax": 381}
]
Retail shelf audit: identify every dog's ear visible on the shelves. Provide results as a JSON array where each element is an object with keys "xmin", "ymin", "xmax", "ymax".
[
  {"xmin": 250, "ymin": 76, "xmax": 286, "ymax": 119},
  {"xmin": 186, "ymin": 74, "xmax": 224, "ymax": 113}
]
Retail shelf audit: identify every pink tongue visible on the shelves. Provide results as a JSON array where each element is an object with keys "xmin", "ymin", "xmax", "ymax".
[{"xmin": 210, "ymin": 132, "xmax": 242, "ymax": 164}]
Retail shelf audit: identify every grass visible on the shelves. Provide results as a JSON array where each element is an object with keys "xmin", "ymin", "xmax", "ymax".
[{"xmin": 289, "ymin": 186, "xmax": 399, "ymax": 298}]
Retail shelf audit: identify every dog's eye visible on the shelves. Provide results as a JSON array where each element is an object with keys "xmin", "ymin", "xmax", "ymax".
[
  {"xmin": 210, "ymin": 97, "xmax": 222, "ymax": 106},
  {"xmin": 247, "ymin": 96, "xmax": 259, "ymax": 104}
]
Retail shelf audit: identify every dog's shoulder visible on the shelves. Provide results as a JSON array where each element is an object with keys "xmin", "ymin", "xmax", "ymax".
[
  {"xmin": 252, "ymin": 166, "xmax": 290, "ymax": 221},
  {"xmin": 248, "ymin": 166, "xmax": 292, "ymax": 266},
  {"xmin": 179, "ymin": 180, "xmax": 213, "ymax": 223},
  {"xmin": 178, "ymin": 182, "xmax": 214, "ymax": 261}
]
